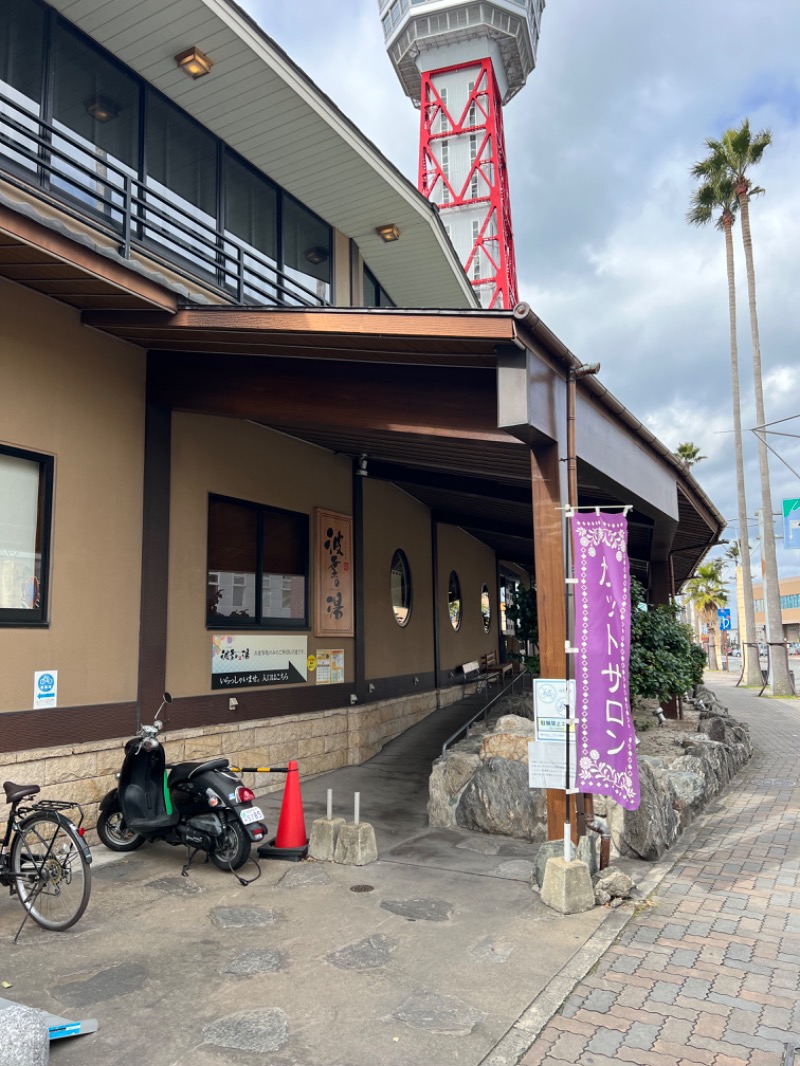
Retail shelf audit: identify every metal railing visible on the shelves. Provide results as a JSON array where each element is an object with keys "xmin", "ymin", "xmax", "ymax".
[
  {"xmin": 0, "ymin": 91, "xmax": 330, "ymax": 309},
  {"xmin": 441, "ymin": 669, "xmax": 531, "ymax": 758}
]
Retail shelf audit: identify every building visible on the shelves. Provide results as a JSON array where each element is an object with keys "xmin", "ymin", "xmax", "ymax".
[
  {"xmin": 379, "ymin": 0, "xmax": 545, "ymax": 309},
  {"xmin": 752, "ymin": 577, "xmax": 800, "ymax": 644},
  {"xmin": 0, "ymin": 0, "xmax": 723, "ymax": 838}
]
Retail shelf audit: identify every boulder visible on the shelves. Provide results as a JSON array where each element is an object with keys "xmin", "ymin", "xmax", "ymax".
[
  {"xmin": 494, "ymin": 714, "xmax": 535, "ymax": 735},
  {"xmin": 593, "ymin": 868, "xmax": 634, "ymax": 905},
  {"xmin": 667, "ymin": 770, "xmax": 708, "ymax": 825},
  {"xmin": 607, "ymin": 759, "xmax": 680, "ymax": 861},
  {"xmin": 479, "ymin": 731, "xmax": 532, "ymax": 764},
  {"xmin": 427, "ymin": 752, "xmax": 481, "ymax": 828},
  {"xmin": 706, "ymin": 717, "xmax": 727, "ymax": 743},
  {"xmin": 456, "ymin": 757, "xmax": 547, "ymax": 841},
  {"xmin": 492, "ymin": 694, "xmax": 534, "ymax": 721}
]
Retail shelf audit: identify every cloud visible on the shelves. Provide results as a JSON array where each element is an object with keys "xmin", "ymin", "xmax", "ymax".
[{"xmin": 241, "ymin": 0, "xmax": 800, "ymax": 579}]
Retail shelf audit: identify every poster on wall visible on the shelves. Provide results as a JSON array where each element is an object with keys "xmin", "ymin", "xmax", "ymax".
[
  {"xmin": 314, "ymin": 509, "xmax": 354, "ymax": 638},
  {"xmin": 33, "ymin": 670, "xmax": 58, "ymax": 709},
  {"xmin": 315, "ymin": 650, "xmax": 345, "ymax": 685},
  {"xmin": 211, "ymin": 634, "xmax": 308, "ymax": 689}
]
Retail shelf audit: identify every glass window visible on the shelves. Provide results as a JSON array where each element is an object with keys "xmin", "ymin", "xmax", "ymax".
[
  {"xmin": 0, "ymin": 445, "xmax": 53, "ymax": 626},
  {"xmin": 50, "ymin": 21, "xmax": 140, "ymax": 221},
  {"xmin": 224, "ymin": 152, "xmax": 279, "ymax": 302},
  {"xmin": 0, "ymin": 0, "xmax": 44, "ymax": 106},
  {"xmin": 282, "ymin": 194, "xmax": 331, "ymax": 306},
  {"xmin": 145, "ymin": 90, "xmax": 217, "ymax": 268},
  {"xmin": 207, "ymin": 496, "xmax": 308, "ymax": 628},
  {"xmin": 481, "ymin": 583, "xmax": 491, "ymax": 632},
  {"xmin": 363, "ymin": 264, "xmax": 394, "ymax": 308},
  {"xmin": 0, "ymin": 0, "xmax": 45, "ymax": 176},
  {"xmin": 448, "ymin": 570, "xmax": 462, "ymax": 631},
  {"xmin": 390, "ymin": 549, "xmax": 412, "ymax": 626}
]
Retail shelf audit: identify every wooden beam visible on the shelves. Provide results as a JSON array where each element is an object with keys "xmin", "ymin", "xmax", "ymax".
[
  {"xmin": 530, "ymin": 442, "xmax": 569, "ymax": 840},
  {"xmin": 82, "ymin": 306, "xmax": 516, "ymax": 341},
  {"xmin": 149, "ymin": 353, "xmax": 501, "ymax": 439},
  {"xmin": 0, "ymin": 205, "xmax": 177, "ymax": 312}
]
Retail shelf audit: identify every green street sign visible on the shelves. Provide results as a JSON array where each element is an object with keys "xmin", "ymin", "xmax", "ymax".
[{"xmin": 783, "ymin": 498, "xmax": 800, "ymax": 551}]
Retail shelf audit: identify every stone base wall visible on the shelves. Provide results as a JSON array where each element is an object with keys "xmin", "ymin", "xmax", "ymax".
[{"xmin": 0, "ymin": 688, "xmax": 460, "ymax": 843}]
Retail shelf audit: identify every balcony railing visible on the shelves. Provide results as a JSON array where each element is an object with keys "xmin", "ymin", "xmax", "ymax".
[{"xmin": 0, "ymin": 90, "xmax": 330, "ymax": 309}]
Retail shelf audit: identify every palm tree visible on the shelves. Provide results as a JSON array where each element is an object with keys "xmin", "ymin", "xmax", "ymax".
[
  {"xmin": 674, "ymin": 442, "xmax": 708, "ymax": 468},
  {"xmin": 684, "ymin": 562, "xmax": 728, "ymax": 672},
  {"xmin": 687, "ymin": 173, "xmax": 761, "ymax": 686},
  {"xmin": 691, "ymin": 120, "xmax": 791, "ymax": 695}
]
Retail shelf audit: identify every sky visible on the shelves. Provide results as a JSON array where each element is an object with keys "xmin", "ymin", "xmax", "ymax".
[{"xmin": 241, "ymin": 0, "xmax": 800, "ymax": 594}]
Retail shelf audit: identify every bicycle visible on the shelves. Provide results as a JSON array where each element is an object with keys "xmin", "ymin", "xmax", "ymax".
[{"xmin": 1, "ymin": 780, "xmax": 92, "ymax": 942}]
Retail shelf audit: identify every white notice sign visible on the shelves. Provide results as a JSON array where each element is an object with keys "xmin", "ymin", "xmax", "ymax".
[{"xmin": 528, "ymin": 738, "xmax": 577, "ymax": 790}]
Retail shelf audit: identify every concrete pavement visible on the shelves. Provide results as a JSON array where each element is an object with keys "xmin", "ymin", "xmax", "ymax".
[{"xmin": 1, "ymin": 674, "xmax": 797, "ymax": 1065}]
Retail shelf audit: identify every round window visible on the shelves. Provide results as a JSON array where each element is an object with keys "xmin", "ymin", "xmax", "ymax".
[
  {"xmin": 448, "ymin": 570, "xmax": 462, "ymax": 631},
  {"xmin": 390, "ymin": 549, "xmax": 412, "ymax": 627},
  {"xmin": 481, "ymin": 583, "xmax": 491, "ymax": 632}
]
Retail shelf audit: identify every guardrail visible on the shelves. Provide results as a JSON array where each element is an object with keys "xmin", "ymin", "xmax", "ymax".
[
  {"xmin": 0, "ymin": 91, "xmax": 329, "ymax": 309},
  {"xmin": 441, "ymin": 669, "xmax": 531, "ymax": 759}
]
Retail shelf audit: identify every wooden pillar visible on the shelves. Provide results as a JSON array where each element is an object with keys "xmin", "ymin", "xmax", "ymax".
[
  {"xmin": 530, "ymin": 442, "xmax": 569, "ymax": 840},
  {"xmin": 137, "ymin": 397, "xmax": 171, "ymax": 729}
]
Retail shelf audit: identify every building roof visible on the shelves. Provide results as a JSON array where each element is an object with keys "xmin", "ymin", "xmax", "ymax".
[
  {"xmin": 80, "ymin": 302, "xmax": 725, "ymax": 588},
  {"xmin": 48, "ymin": 0, "xmax": 477, "ymax": 309}
]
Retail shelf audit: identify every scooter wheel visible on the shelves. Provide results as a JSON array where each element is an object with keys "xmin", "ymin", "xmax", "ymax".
[
  {"xmin": 97, "ymin": 805, "xmax": 146, "ymax": 852},
  {"xmin": 210, "ymin": 818, "xmax": 251, "ymax": 871}
]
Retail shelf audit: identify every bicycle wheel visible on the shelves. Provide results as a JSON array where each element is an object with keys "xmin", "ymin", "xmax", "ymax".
[{"xmin": 10, "ymin": 813, "xmax": 91, "ymax": 932}]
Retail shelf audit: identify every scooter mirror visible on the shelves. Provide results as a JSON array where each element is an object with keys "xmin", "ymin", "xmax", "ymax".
[{"xmin": 163, "ymin": 692, "xmax": 172, "ymax": 703}]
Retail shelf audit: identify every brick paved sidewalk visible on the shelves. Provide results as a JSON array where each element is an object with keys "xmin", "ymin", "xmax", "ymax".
[{"xmin": 520, "ymin": 673, "xmax": 800, "ymax": 1066}]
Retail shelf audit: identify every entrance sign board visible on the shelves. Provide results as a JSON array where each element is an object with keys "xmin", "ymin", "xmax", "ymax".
[{"xmin": 212, "ymin": 634, "xmax": 308, "ymax": 688}]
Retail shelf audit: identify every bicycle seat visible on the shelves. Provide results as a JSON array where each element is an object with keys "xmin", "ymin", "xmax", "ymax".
[{"xmin": 3, "ymin": 781, "xmax": 41, "ymax": 803}]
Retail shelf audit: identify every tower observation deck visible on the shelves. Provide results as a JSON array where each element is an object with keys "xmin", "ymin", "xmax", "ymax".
[{"xmin": 379, "ymin": 0, "xmax": 545, "ymax": 309}]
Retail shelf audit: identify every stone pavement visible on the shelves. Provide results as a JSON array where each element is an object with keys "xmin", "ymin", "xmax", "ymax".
[{"xmin": 516, "ymin": 672, "xmax": 800, "ymax": 1066}]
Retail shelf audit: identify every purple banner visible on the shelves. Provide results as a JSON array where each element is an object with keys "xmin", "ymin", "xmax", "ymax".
[{"xmin": 572, "ymin": 513, "xmax": 640, "ymax": 811}]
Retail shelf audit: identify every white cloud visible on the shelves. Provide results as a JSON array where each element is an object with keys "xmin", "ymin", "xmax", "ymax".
[{"xmin": 241, "ymin": 0, "xmax": 800, "ymax": 576}]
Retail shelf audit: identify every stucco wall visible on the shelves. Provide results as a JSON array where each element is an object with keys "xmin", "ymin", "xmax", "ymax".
[
  {"xmin": 436, "ymin": 524, "xmax": 498, "ymax": 675},
  {"xmin": 0, "ymin": 277, "xmax": 145, "ymax": 712},
  {"xmin": 363, "ymin": 479, "xmax": 434, "ymax": 681},
  {"xmin": 166, "ymin": 413, "xmax": 354, "ymax": 696}
]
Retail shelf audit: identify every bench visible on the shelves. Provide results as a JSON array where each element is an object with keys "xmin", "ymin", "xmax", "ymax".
[
  {"xmin": 459, "ymin": 660, "xmax": 488, "ymax": 696},
  {"xmin": 481, "ymin": 651, "xmax": 513, "ymax": 686}
]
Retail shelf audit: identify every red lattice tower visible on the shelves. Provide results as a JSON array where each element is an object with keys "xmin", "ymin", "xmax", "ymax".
[{"xmin": 419, "ymin": 59, "xmax": 517, "ymax": 310}]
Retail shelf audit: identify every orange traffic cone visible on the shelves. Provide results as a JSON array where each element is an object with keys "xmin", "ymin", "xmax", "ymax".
[{"xmin": 258, "ymin": 760, "xmax": 308, "ymax": 861}]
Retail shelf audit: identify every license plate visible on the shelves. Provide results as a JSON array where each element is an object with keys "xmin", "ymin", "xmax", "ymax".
[{"xmin": 240, "ymin": 806, "xmax": 263, "ymax": 826}]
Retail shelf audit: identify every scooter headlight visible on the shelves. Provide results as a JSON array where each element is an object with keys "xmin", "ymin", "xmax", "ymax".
[{"xmin": 142, "ymin": 737, "xmax": 159, "ymax": 752}]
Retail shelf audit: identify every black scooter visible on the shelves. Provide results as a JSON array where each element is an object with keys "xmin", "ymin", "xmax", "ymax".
[{"xmin": 97, "ymin": 694, "xmax": 267, "ymax": 871}]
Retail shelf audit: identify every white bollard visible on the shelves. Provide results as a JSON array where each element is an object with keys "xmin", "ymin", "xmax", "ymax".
[
  {"xmin": 354, "ymin": 792, "xmax": 360, "ymax": 826},
  {"xmin": 326, "ymin": 789, "xmax": 333, "ymax": 820}
]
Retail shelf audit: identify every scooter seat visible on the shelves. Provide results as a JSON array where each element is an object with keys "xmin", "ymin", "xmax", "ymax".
[{"xmin": 168, "ymin": 758, "xmax": 230, "ymax": 788}]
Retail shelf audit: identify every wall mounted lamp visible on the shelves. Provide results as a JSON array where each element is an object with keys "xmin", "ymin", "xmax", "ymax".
[
  {"xmin": 85, "ymin": 96, "xmax": 119, "ymax": 123},
  {"xmin": 175, "ymin": 46, "xmax": 214, "ymax": 79},
  {"xmin": 355, "ymin": 454, "xmax": 368, "ymax": 478},
  {"xmin": 304, "ymin": 245, "xmax": 329, "ymax": 266},
  {"xmin": 375, "ymin": 223, "xmax": 401, "ymax": 242}
]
